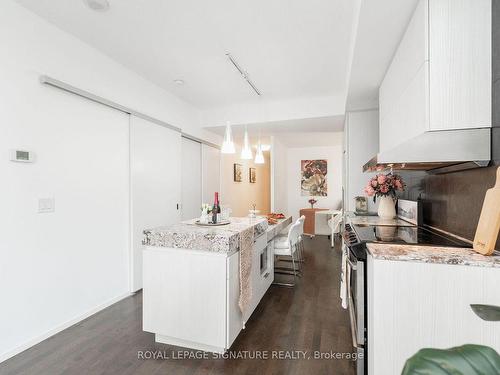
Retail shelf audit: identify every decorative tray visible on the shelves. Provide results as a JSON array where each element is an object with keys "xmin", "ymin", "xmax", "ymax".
[{"xmin": 194, "ymin": 220, "xmax": 231, "ymax": 227}]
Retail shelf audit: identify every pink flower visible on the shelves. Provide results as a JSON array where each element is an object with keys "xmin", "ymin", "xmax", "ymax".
[
  {"xmin": 377, "ymin": 174, "xmax": 387, "ymax": 184},
  {"xmin": 395, "ymin": 180, "xmax": 403, "ymax": 190},
  {"xmin": 364, "ymin": 185, "xmax": 375, "ymax": 196},
  {"xmin": 380, "ymin": 185, "xmax": 389, "ymax": 194},
  {"xmin": 371, "ymin": 180, "xmax": 378, "ymax": 187}
]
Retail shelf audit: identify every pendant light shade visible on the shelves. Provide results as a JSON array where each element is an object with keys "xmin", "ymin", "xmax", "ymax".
[
  {"xmin": 240, "ymin": 126, "xmax": 253, "ymax": 159},
  {"xmin": 221, "ymin": 121, "xmax": 235, "ymax": 154},
  {"xmin": 254, "ymin": 141, "xmax": 265, "ymax": 164}
]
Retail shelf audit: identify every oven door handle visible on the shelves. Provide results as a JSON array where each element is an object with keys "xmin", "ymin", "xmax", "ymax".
[
  {"xmin": 348, "ymin": 292, "xmax": 365, "ymax": 350},
  {"xmin": 347, "ymin": 257, "xmax": 357, "ymax": 270}
]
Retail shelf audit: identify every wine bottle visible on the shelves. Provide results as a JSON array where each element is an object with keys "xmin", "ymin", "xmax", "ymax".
[
  {"xmin": 212, "ymin": 192, "xmax": 219, "ymax": 224},
  {"xmin": 217, "ymin": 195, "xmax": 222, "ymax": 222}
]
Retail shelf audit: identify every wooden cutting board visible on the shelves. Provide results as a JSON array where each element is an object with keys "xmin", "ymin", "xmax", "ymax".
[{"xmin": 473, "ymin": 167, "xmax": 500, "ymax": 255}]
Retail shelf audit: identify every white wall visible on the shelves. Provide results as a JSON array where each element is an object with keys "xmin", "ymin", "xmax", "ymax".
[
  {"xmin": 345, "ymin": 110, "xmax": 379, "ymax": 212},
  {"xmin": 1, "ymin": 1, "xmax": 220, "ymax": 146},
  {"xmin": 201, "ymin": 94, "xmax": 347, "ymax": 128},
  {"xmin": 220, "ymin": 145, "xmax": 271, "ymax": 217},
  {"xmin": 271, "ymin": 137, "xmax": 288, "ymax": 213},
  {"xmin": 286, "ymin": 141, "xmax": 344, "ymax": 221},
  {"xmin": 181, "ymin": 137, "xmax": 202, "ymax": 220},
  {"xmin": 201, "ymin": 144, "xmax": 221, "ymax": 204},
  {"xmin": 0, "ymin": 0, "xmax": 215, "ymax": 362}
]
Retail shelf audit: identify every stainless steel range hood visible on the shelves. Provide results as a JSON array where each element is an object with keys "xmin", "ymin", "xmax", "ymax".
[{"xmin": 363, "ymin": 128, "xmax": 491, "ymax": 174}]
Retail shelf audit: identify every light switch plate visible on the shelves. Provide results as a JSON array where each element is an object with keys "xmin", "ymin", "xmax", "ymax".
[{"xmin": 38, "ymin": 198, "xmax": 55, "ymax": 213}]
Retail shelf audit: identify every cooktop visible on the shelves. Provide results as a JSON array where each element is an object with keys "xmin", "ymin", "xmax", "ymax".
[{"xmin": 352, "ymin": 224, "xmax": 472, "ymax": 248}]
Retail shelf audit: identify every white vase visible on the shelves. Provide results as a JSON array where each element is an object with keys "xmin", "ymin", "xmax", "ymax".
[{"xmin": 377, "ymin": 196, "xmax": 396, "ymax": 219}]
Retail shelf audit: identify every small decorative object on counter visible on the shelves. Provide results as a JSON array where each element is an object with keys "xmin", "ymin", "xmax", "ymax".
[
  {"xmin": 473, "ymin": 166, "xmax": 500, "ymax": 256},
  {"xmin": 364, "ymin": 173, "xmax": 405, "ymax": 219},
  {"xmin": 249, "ymin": 203, "xmax": 259, "ymax": 218},
  {"xmin": 308, "ymin": 198, "xmax": 317, "ymax": 208},
  {"xmin": 200, "ymin": 203, "xmax": 211, "ymax": 224},
  {"xmin": 354, "ymin": 196, "xmax": 368, "ymax": 213},
  {"xmin": 267, "ymin": 212, "xmax": 286, "ymax": 225}
]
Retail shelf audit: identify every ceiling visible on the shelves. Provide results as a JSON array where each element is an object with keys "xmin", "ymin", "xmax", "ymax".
[
  {"xmin": 16, "ymin": 0, "xmax": 357, "ymax": 109},
  {"xmin": 346, "ymin": 0, "xmax": 419, "ymax": 110},
  {"xmin": 209, "ymin": 115, "xmax": 344, "ymax": 137},
  {"xmin": 208, "ymin": 116, "xmax": 344, "ymax": 147}
]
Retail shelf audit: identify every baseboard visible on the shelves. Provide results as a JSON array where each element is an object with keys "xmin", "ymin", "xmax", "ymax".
[{"xmin": 0, "ymin": 292, "xmax": 132, "ymax": 363}]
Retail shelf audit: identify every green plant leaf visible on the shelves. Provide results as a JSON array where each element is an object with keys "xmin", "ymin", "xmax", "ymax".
[
  {"xmin": 402, "ymin": 345, "xmax": 500, "ymax": 375},
  {"xmin": 470, "ymin": 304, "xmax": 500, "ymax": 321}
]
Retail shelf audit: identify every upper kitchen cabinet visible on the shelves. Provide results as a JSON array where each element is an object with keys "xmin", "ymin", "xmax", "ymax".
[{"xmin": 379, "ymin": 0, "xmax": 492, "ymax": 154}]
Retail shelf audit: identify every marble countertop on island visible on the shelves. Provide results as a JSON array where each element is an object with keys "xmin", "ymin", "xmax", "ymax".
[
  {"xmin": 367, "ymin": 243, "xmax": 500, "ymax": 269},
  {"xmin": 143, "ymin": 217, "xmax": 269, "ymax": 253}
]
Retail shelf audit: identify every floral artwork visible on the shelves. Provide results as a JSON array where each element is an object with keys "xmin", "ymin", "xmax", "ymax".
[
  {"xmin": 301, "ymin": 160, "xmax": 328, "ymax": 196},
  {"xmin": 364, "ymin": 173, "xmax": 405, "ymax": 202}
]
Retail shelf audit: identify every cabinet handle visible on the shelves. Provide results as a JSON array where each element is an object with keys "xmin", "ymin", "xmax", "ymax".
[{"xmin": 263, "ymin": 272, "xmax": 270, "ymax": 279}]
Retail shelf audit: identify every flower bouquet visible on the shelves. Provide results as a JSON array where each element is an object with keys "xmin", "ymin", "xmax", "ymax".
[
  {"xmin": 308, "ymin": 198, "xmax": 317, "ymax": 208},
  {"xmin": 364, "ymin": 173, "xmax": 405, "ymax": 218}
]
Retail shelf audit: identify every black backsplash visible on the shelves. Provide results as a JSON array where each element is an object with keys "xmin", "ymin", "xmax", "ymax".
[{"xmin": 400, "ymin": 167, "xmax": 499, "ymax": 250}]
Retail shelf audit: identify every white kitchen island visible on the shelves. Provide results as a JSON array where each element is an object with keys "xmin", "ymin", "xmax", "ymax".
[{"xmin": 142, "ymin": 216, "xmax": 292, "ymax": 353}]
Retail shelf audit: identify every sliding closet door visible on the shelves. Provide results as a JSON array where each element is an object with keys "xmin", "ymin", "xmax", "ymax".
[
  {"xmin": 202, "ymin": 144, "xmax": 221, "ymax": 204},
  {"xmin": 181, "ymin": 137, "xmax": 202, "ymax": 220},
  {"xmin": 130, "ymin": 115, "xmax": 181, "ymax": 291}
]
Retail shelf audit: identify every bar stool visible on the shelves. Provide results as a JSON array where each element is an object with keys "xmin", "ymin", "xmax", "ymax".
[
  {"xmin": 278, "ymin": 215, "xmax": 306, "ymax": 263},
  {"xmin": 296, "ymin": 215, "xmax": 306, "ymax": 262},
  {"xmin": 327, "ymin": 211, "xmax": 343, "ymax": 248},
  {"xmin": 273, "ymin": 221, "xmax": 301, "ymax": 287}
]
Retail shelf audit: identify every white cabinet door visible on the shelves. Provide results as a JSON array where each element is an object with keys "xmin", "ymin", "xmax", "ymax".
[
  {"xmin": 143, "ymin": 248, "xmax": 227, "ymax": 350},
  {"xmin": 379, "ymin": 0, "xmax": 491, "ymax": 153},
  {"xmin": 379, "ymin": 0, "xmax": 428, "ymax": 153},
  {"xmin": 226, "ymin": 251, "xmax": 242, "ymax": 348},
  {"xmin": 380, "ymin": 63, "xmax": 429, "ymax": 154},
  {"xmin": 368, "ymin": 255, "xmax": 500, "ymax": 375},
  {"xmin": 181, "ymin": 137, "xmax": 202, "ymax": 221},
  {"xmin": 379, "ymin": 0, "xmax": 428, "ymax": 125},
  {"xmin": 429, "ymin": 0, "xmax": 491, "ymax": 130},
  {"xmin": 130, "ymin": 116, "xmax": 181, "ymax": 291}
]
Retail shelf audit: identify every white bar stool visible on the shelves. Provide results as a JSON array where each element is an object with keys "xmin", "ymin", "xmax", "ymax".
[
  {"xmin": 273, "ymin": 220, "xmax": 301, "ymax": 287},
  {"xmin": 277, "ymin": 215, "xmax": 306, "ymax": 263}
]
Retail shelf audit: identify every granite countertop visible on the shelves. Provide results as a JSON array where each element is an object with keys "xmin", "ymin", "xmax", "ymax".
[
  {"xmin": 367, "ymin": 243, "xmax": 500, "ymax": 268},
  {"xmin": 347, "ymin": 213, "xmax": 414, "ymax": 227},
  {"xmin": 143, "ymin": 217, "xmax": 268, "ymax": 253}
]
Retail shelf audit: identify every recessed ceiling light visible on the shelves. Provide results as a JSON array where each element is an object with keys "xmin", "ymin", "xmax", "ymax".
[
  {"xmin": 83, "ymin": 0, "xmax": 110, "ymax": 12},
  {"xmin": 174, "ymin": 79, "xmax": 185, "ymax": 85}
]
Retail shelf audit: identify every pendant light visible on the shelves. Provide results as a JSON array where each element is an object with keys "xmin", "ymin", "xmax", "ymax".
[
  {"xmin": 221, "ymin": 121, "xmax": 235, "ymax": 154},
  {"xmin": 254, "ymin": 130, "xmax": 265, "ymax": 164},
  {"xmin": 240, "ymin": 125, "xmax": 253, "ymax": 159}
]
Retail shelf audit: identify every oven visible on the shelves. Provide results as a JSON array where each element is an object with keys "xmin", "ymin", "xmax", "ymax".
[{"xmin": 344, "ymin": 224, "xmax": 367, "ymax": 375}]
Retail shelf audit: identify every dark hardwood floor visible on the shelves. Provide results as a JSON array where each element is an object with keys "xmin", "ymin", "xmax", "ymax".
[{"xmin": 0, "ymin": 236, "xmax": 355, "ymax": 375}]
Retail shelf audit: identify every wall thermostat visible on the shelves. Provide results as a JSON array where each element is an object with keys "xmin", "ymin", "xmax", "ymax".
[{"xmin": 10, "ymin": 150, "xmax": 35, "ymax": 163}]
